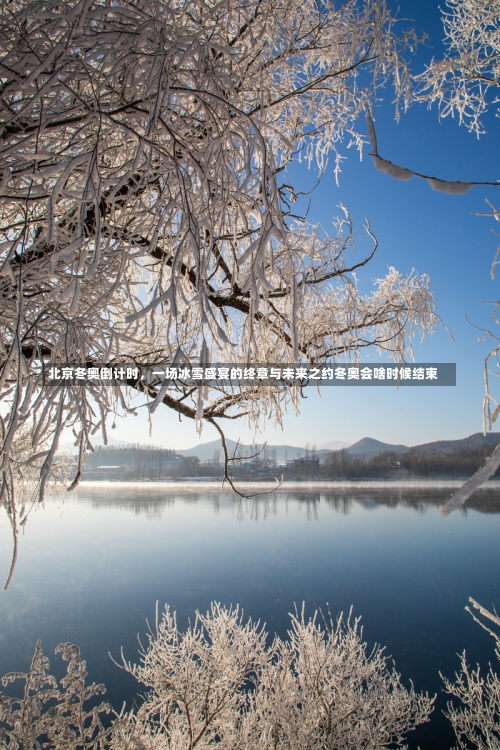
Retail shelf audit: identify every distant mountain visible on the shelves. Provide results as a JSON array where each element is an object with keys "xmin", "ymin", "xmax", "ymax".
[
  {"xmin": 61, "ymin": 431, "xmax": 500, "ymax": 464},
  {"xmin": 176, "ymin": 434, "xmax": 500, "ymax": 464},
  {"xmin": 317, "ymin": 440, "xmax": 351, "ymax": 451},
  {"xmin": 408, "ymin": 432, "xmax": 500, "ymax": 455},
  {"xmin": 59, "ymin": 436, "xmax": 134, "ymax": 454},
  {"xmin": 341, "ymin": 433, "xmax": 500, "ymax": 460},
  {"xmin": 177, "ymin": 439, "xmax": 320, "ymax": 465},
  {"xmin": 346, "ymin": 437, "xmax": 409, "ymax": 459}
]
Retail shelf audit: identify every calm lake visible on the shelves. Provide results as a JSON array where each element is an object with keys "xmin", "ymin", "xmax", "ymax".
[{"xmin": 1, "ymin": 483, "xmax": 499, "ymax": 749}]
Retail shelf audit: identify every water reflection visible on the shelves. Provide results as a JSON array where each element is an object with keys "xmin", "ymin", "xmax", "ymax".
[
  {"xmin": 77, "ymin": 483, "xmax": 500, "ymax": 518},
  {"xmin": 1, "ymin": 484, "xmax": 500, "ymax": 750}
]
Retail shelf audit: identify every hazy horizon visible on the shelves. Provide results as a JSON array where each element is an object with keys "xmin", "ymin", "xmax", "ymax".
[{"xmin": 59, "ymin": 430, "xmax": 500, "ymax": 456}]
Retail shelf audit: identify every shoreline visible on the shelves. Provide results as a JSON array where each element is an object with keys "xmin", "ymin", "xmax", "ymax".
[{"xmin": 76, "ymin": 479, "xmax": 500, "ymax": 490}]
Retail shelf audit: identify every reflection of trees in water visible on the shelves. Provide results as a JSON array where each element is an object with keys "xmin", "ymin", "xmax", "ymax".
[
  {"xmin": 90, "ymin": 494, "xmax": 176, "ymax": 519},
  {"xmin": 323, "ymin": 489, "xmax": 500, "ymax": 515},
  {"xmin": 80, "ymin": 490, "xmax": 244, "ymax": 519},
  {"xmin": 233, "ymin": 493, "xmax": 321, "ymax": 522},
  {"xmin": 321, "ymin": 494, "xmax": 353, "ymax": 515},
  {"xmin": 286, "ymin": 493, "xmax": 320, "ymax": 521},
  {"xmin": 74, "ymin": 486, "xmax": 500, "ymax": 519},
  {"xmin": 233, "ymin": 495, "xmax": 278, "ymax": 522},
  {"xmin": 232, "ymin": 494, "xmax": 320, "ymax": 522},
  {"xmin": 322, "ymin": 490, "xmax": 441, "ymax": 514}
]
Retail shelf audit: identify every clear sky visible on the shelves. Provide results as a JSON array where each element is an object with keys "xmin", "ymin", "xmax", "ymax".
[{"xmin": 86, "ymin": 0, "xmax": 500, "ymax": 452}]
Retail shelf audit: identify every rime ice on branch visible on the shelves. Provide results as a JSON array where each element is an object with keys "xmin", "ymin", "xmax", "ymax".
[
  {"xmin": 415, "ymin": 0, "xmax": 500, "ymax": 136},
  {"xmin": 0, "ymin": 0, "xmax": 439, "ymax": 509}
]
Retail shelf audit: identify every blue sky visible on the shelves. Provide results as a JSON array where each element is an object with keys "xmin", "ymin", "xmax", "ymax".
[{"xmin": 98, "ymin": 0, "xmax": 500, "ymax": 451}]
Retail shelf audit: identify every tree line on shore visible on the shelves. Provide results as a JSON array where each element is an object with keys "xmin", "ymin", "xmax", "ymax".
[
  {"xmin": 80, "ymin": 443, "xmax": 500, "ymax": 481},
  {"xmin": 319, "ymin": 445, "xmax": 500, "ymax": 480},
  {"xmin": 83, "ymin": 445, "xmax": 178, "ymax": 481}
]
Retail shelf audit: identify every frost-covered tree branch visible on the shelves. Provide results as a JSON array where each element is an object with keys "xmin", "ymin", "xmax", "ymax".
[
  {"xmin": 1, "ymin": 424, "xmax": 73, "ymax": 590},
  {"xmin": 415, "ymin": 0, "xmax": 500, "ymax": 136},
  {"xmin": 5, "ymin": 597, "xmax": 500, "ymax": 750},
  {"xmin": 440, "ymin": 200, "xmax": 500, "ymax": 515},
  {"xmin": 0, "ymin": 639, "xmax": 114, "ymax": 749},
  {"xmin": 0, "ymin": 0, "xmax": 440, "ymax": 513},
  {"xmin": 362, "ymin": 0, "xmax": 500, "ymax": 514},
  {"xmin": 366, "ymin": 109, "xmax": 499, "ymax": 194},
  {"xmin": 1, "ymin": 601, "xmax": 435, "ymax": 749},
  {"xmin": 441, "ymin": 597, "xmax": 500, "ymax": 750}
]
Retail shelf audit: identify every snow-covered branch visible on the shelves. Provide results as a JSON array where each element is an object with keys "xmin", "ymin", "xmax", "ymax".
[{"xmin": 0, "ymin": 0, "xmax": 437, "ymax": 512}]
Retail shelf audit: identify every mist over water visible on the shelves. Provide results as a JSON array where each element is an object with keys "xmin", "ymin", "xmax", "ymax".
[{"xmin": 1, "ymin": 484, "xmax": 499, "ymax": 749}]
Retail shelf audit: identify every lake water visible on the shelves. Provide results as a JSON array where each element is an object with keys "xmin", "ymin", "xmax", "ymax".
[{"xmin": 1, "ymin": 483, "xmax": 499, "ymax": 749}]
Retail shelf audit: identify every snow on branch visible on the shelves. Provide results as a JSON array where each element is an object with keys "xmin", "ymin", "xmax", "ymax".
[
  {"xmin": 0, "ymin": 0, "xmax": 438, "ymax": 533},
  {"xmin": 415, "ymin": 0, "xmax": 500, "ymax": 136},
  {"xmin": 366, "ymin": 110, "xmax": 498, "ymax": 194}
]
